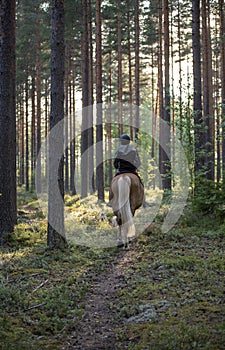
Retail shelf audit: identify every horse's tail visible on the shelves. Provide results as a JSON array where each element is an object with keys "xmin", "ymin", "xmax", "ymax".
[{"xmin": 117, "ymin": 176, "xmax": 135, "ymax": 243}]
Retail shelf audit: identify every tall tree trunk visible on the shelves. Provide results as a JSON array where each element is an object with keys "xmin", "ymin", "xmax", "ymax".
[
  {"xmin": 96, "ymin": 0, "xmax": 104, "ymax": 201},
  {"xmin": 31, "ymin": 75, "xmax": 36, "ymax": 191},
  {"xmin": 70, "ymin": 66, "xmax": 76, "ymax": 195},
  {"xmin": 134, "ymin": 0, "xmax": 140, "ymax": 139},
  {"xmin": 48, "ymin": 0, "xmax": 66, "ymax": 248},
  {"xmin": 161, "ymin": 0, "xmax": 171, "ymax": 190},
  {"xmin": 11, "ymin": 0, "xmax": 16, "ymax": 224},
  {"xmin": 44, "ymin": 78, "xmax": 49, "ymax": 182},
  {"xmin": 106, "ymin": 50, "xmax": 113, "ymax": 185},
  {"xmin": 192, "ymin": 0, "xmax": 204, "ymax": 181},
  {"xmin": 0, "ymin": 0, "xmax": 16, "ymax": 237},
  {"xmin": 88, "ymin": 0, "xmax": 95, "ymax": 194},
  {"xmin": 117, "ymin": 0, "xmax": 123, "ymax": 134},
  {"xmin": 220, "ymin": 0, "xmax": 225, "ymax": 179},
  {"xmin": 64, "ymin": 43, "xmax": 69, "ymax": 192},
  {"xmin": 151, "ymin": 51, "xmax": 156, "ymax": 189},
  {"xmin": 25, "ymin": 77, "xmax": 29, "ymax": 191},
  {"xmin": 36, "ymin": 17, "xmax": 42, "ymax": 193},
  {"xmin": 158, "ymin": 0, "xmax": 165, "ymax": 190},
  {"xmin": 81, "ymin": 0, "xmax": 89, "ymax": 198},
  {"xmin": 19, "ymin": 94, "xmax": 25, "ymax": 186},
  {"xmin": 127, "ymin": 1, "xmax": 133, "ymax": 140},
  {"xmin": 214, "ymin": 16, "xmax": 221, "ymax": 183},
  {"xmin": 202, "ymin": 0, "xmax": 214, "ymax": 180},
  {"xmin": 177, "ymin": 1, "xmax": 183, "ymax": 140}
]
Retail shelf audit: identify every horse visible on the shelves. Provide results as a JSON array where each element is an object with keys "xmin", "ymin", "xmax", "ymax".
[{"xmin": 109, "ymin": 173, "xmax": 144, "ymax": 248}]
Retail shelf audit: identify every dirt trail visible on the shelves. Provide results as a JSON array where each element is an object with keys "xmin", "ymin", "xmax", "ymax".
[{"xmin": 64, "ymin": 247, "xmax": 137, "ymax": 350}]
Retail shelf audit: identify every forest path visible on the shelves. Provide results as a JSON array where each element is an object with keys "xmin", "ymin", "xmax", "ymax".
[{"xmin": 64, "ymin": 246, "xmax": 137, "ymax": 350}]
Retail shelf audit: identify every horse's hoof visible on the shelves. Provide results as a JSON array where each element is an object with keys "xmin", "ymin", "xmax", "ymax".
[{"xmin": 116, "ymin": 240, "xmax": 123, "ymax": 248}]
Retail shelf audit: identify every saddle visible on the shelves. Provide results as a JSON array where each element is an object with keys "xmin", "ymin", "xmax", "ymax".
[{"xmin": 114, "ymin": 171, "xmax": 144, "ymax": 187}]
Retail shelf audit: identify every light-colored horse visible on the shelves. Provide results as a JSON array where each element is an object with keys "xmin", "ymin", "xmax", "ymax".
[{"xmin": 109, "ymin": 173, "xmax": 144, "ymax": 248}]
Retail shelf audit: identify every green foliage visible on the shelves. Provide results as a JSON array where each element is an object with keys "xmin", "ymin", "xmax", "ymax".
[{"xmin": 192, "ymin": 179, "xmax": 225, "ymax": 218}]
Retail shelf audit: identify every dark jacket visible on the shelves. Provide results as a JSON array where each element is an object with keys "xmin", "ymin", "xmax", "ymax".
[{"xmin": 114, "ymin": 144, "xmax": 141, "ymax": 173}]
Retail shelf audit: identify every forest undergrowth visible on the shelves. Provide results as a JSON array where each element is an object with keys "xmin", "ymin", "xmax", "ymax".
[{"xmin": 0, "ymin": 188, "xmax": 225, "ymax": 349}]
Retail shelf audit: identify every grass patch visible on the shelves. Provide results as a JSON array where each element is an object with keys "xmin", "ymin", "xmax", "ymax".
[
  {"xmin": 114, "ymin": 227, "xmax": 225, "ymax": 349},
  {"xmin": 0, "ymin": 190, "xmax": 118, "ymax": 349},
  {"xmin": 1, "ymin": 188, "xmax": 225, "ymax": 348}
]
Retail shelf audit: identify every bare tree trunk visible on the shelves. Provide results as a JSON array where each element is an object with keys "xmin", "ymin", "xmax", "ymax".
[
  {"xmin": 162, "ymin": 0, "xmax": 171, "ymax": 190},
  {"xmin": 81, "ymin": 0, "xmax": 89, "ymax": 198},
  {"xmin": 127, "ymin": 1, "xmax": 133, "ymax": 139},
  {"xmin": 117, "ymin": 0, "xmax": 123, "ymax": 134},
  {"xmin": 25, "ymin": 77, "xmax": 29, "ymax": 191},
  {"xmin": 19, "ymin": 93, "xmax": 25, "ymax": 186},
  {"xmin": 70, "ymin": 66, "xmax": 76, "ymax": 195},
  {"xmin": 64, "ymin": 43, "xmax": 69, "ymax": 192},
  {"xmin": 88, "ymin": 0, "xmax": 95, "ymax": 194},
  {"xmin": 36, "ymin": 17, "xmax": 42, "ymax": 193},
  {"xmin": 214, "ymin": 16, "xmax": 221, "ymax": 183},
  {"xmin": 134, "ymin": 0, "xmax": 140, "ymax": 139},
  {"xmin": 48, "ymin": 0, "xmax": 66, "ymax": 248},
  {"xmin": 192, "ymin": 0, "xmax": 204, "ymax": 179},
  {"xmin": 96, "ymin": 0, "xmax": 104, "ymax": 201},
  {"xmin": 220, "ymin": 0, "xmax": 225, "ymax": 178},
  {"xmin": 0, "ymin": 0, "xmax": 16, "ymax": 237},
  {"xmin": 177, "ymin": 1, "xmax": 183, "ymax": 140},
  {"xmin": 31, "ymin": 75, "xmax": 36, "ymax": 191},
  {"xmin": 44, "ymin": 78, "xmax": 49, "ymax": 182},
  {"xmin": 202, "ymin": 0, "xmax": 214, "ymax": 180},
  {"xmin": 151, "ymin": 51, "xmax": 156, "ymax": 189},
  {"xmin": 106, "ymin": 50, "xmax": 113, "ymax": 184},
  {"xmin": 158, "ymin": 0, "xmax": 165, "ymax": 190}
]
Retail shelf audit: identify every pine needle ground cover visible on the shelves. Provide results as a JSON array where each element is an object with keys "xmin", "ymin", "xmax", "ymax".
[
  {"xmin": 0, "ymin": 189, "xmax": 225, "ymax": 349},
  {"xmin": 114, "ymin": 223, "xmax": 225, "ymax": 349}
]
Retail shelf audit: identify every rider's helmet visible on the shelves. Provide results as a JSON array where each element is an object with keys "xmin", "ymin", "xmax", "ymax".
[{"xmin": 119, "ymin": 134, "xmax": 130, "ymax": 144}]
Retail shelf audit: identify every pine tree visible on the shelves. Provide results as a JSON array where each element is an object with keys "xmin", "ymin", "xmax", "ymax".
[
  {"xmin": 192, "ymin": 0, "xmax": 204, "ymax": 180},
  {"xmin": 96, "ymin": 0, "xmax": 104, "ymax": 201},
  {"xmin": 47, "ymin": 0, "xmax": 66, "ymax": 248},
  {"xmin": 0, "ymin": 0, "xmax": 17, "ymax": 238}
]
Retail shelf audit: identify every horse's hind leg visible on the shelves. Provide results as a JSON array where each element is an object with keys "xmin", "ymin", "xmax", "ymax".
[
  {"xmin": 116, "ymin": 224, "xmax": 123, "ymax": 247},
  {"xmin": 120, "ymin": 225, "xmax": 129, "ymax": 250}
]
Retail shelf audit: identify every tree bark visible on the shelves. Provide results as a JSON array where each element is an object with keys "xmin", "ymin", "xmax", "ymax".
[
  {"xmin": 134, "ymin": 0, "xmax": 140, "ymax": 139},
  {"xmin": 220, "ymin": 0, "xmax": 225, "ymax": 178},
  {"xmin": 48, "ymin": 0, "xmax": 66, "ymax": 248},
  {"xmin": 25, "ymin": 77, "xmax": 29, "ymax": 191},
  {"xmin": 81, "ymin": 0, "xmax": 89, "ymax": 198},
  {"xmin": 117, "ymin": 0, "xmax": 123, "ymax": 134},
  {"xmin": 88, "ymin": 0, "xmax": 95, "ymax": 194},
  {"xmin": 192, "ymin": 0, "xmax": 204, "ymax": 177},
  {"xmin": 202, "ymin": 0, "xmax": 214, "ymax": 180},
  {"xmin": 0, "ymin": 0, "xmax": 16, "ymax": 237},
  {"xmin": 96, "ymin": 0, "xmax": 104, "ymax": 201},
  {"xmin": 31, "ymin": 75, "xmax": 36, "ymax": 191},
  {"xmin": 162, "ymin": 0, "xmax": 171, "ymax": 190},
  {"xmin": 36, "ymin": 16, "xmax": 42, "ymax": 193}
]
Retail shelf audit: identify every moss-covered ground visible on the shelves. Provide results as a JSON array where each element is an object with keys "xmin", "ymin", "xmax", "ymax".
[
  {"xmin": 0, "ymin": 188, "xmax": 225, "ymax": 349},
  {"xmin": 114, "ymin": 221, "xmax": 225, "ymax": 349}
]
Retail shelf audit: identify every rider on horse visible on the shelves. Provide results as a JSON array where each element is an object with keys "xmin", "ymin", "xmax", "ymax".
[
  {"xmin": 114, "ymin": 134, "xmax": 141, "ymax": 175},
  {"xmin": 108, "ymin": 135, "xmax": 145, "ymax": 246},
  {"xmin": 113, "ymin": 134, "xmax": 144, "ymax": 187},
  {"xmin": 108, "ymin": 134, "xmax": 143, "ymax": 206}
]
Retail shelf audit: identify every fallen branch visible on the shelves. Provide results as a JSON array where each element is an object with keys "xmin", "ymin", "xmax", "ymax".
[
  {"xmin": 9, "ymin": 303, "xmax": 46, "ymax": 315},
  {"xmin": 6, "ymin": 272, "xmax": 46, "ymax": 284},
  {"xmin": 32, "ymin": 279, "xmax": 49, "ymax": 293},
  {"xmin": 23, "ymin": 303, "xmax": 46, "ymax": 312}
]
